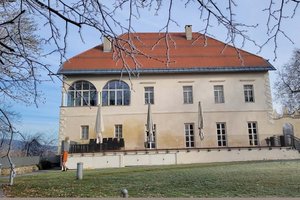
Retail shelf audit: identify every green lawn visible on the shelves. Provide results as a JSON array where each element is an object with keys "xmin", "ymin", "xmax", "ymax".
[{"xmin": 2, "ymin": 160, "xmax": 300, "ymax": 197}]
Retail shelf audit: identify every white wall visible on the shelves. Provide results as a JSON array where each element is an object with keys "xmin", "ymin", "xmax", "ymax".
[{"xmin": 66, "ymin": 147, "xmax": 300, "ymax": 169}]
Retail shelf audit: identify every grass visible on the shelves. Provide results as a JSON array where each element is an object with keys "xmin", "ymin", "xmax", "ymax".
[{"xmin": 1, "ymin": 160, "xmax": 300, "ymax": 197}]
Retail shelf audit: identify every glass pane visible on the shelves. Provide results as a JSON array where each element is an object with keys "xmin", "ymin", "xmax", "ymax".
[
  {"xmin": 90, "ymin": 91, "xmax": 97, "ymax": 106},
  {"xmin": 214, "ymin": 91, "xmax": 219, "ymax": 103},
  {"xmin": 108, "ymin": 81, "xmax": 116, "ymax": 89},
  {"xmin": 90, "ymin": 83, "xmax": 96, "ymax": 90},
  {"xmin": 75, "ymin": 82, "xmax": 82, "ymax": 90},
  {"xmin": 109, "ymin": 91, "xmax": 115, "ymax": 105},
  {"xmin": 82, "ymin": 91, "xmax": 89, "ymax": 106},
  {"xmin": 75, "ymin": 92, "xmax": 81, "ymax": 106},
  {"xmin": 150, "ymin": 93, "xmax": 154, "ymax": 104},
  {"xmin": 191, "ymin": 142, "xmax": 194, "ymax": 147},
  {"xmin": 117, "ymin": 91, "xmax": 123, "ymax": 105},
  {"xmin": 67, "ymin": 91, "xmax": 74, "ymax": 106},
  {"xmin": 102, "ymin": 91, "xmax": 108, "ymax": 106},
  {"xmin": 82, "ymin": 81, "xmax": 89, "ymax": 90},
  {"xmin": 145, "ymin": 93, "xmax": 148, "ymax": 104},
  {"xmin": 244, "ymin": 91, "xmax": 248, "ymax": 101},
  {"xmin": 184, "ymin": 94, "xmax": 188, "ymax": 103},
  {"xmin": 124, "ymin": 91, "xmax": 130, "ymax": 105}
]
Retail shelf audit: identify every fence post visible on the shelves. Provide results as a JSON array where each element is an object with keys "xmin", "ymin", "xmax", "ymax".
[{"xmin": 77, "ymin": 162, "xmax": 83, "ymax": 180}]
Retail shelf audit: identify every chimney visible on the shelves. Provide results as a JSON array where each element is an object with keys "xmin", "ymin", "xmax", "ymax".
[
  {"xmin": 103, "ymin": 36, "xmax": 112, "ymax": 52},
  {"xmin": 185, "ymin": 25, "xmax": 192, "ymax": 40}
]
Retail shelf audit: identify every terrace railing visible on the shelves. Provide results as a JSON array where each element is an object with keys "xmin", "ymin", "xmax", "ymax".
[
  {"xmin": 291, "ymin": 135, "xmax": 300, "ymax": 151},
  {"xmin": 70, "ymin": 138, "xmax": 125, "ymax": 153}
]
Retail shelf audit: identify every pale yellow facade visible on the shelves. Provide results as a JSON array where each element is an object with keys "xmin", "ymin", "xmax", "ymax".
[{"xmin": 58, "ymin": 71, "xmax": 300, "ymax": 151}]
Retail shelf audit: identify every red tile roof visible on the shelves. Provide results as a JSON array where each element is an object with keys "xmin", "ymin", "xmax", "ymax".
[{"xmin": 59, "ymin": 32, "xmax": 273, "ymax": 74}]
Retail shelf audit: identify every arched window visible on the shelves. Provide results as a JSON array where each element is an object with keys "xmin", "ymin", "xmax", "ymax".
[
  {"xmin": 102, "ymin": 80, "xmax": 130, "ymax": 106},
  {"xmin": 67, "ymin": 81, "xmax": 97, "ymax": 106}
]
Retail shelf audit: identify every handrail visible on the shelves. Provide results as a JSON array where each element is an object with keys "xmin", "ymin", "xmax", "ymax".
[{"xmin": 290, "ymin": 135, "xmax": 300, "ymax": 151}]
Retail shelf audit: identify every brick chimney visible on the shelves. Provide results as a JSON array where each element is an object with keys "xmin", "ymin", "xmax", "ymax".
[
  {"xmin": 185, "ymin": 25, "xmax": 192, "ymax": 40},
  {"xmin": 103, "ymin": 36, "xmax": 112, "ymax": 52}
]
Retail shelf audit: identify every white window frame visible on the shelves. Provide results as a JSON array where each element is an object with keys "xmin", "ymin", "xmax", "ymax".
[
  {"xmin": 81, "ymin": 125, "xmax": 89, "ymax": 140},
  {"xmin": 184, "ymin": 123, "xmax": 195, "ymax": 148},
  {"xmin": 248, "ymin": 122, "xmax": 259, "ymax": 146},
  {"xmin": 144, "ymin": 87, "xmax": 154, "ymax": 104},
  {"xmin": 115, "ymin": 124, "xmax": 123, "ymax": 139},
  {"xmin": 102, "ymin": 80, "xmax": 130, "ymax": 106},
  {"xmin": 214, "ymin": 85, "xmax": 225, "ymax": 103},
  {"xmin": 183, "ymin": 86, "xmax": 193, "ymax": 104},
  {"xmin": 216, "ymin": 122, "xmax": 227, "ymax": 147},
  {"xmin": 244, "ymin": 85, "xmax": 255, "ymax": 102},
  {"xmin": 67, "ymin": 81, "xmax": 97, "ymax": 107}
]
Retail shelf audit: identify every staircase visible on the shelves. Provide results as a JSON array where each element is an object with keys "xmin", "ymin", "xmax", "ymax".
[{"xmin": 291, "ymin": 135, "xmax": 300, "ymax": 152}]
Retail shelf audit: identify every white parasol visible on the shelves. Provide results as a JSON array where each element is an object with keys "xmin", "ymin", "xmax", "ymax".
[{"xmin": 198, "ymin": 101, "xmax": 204, "ymax": 140}]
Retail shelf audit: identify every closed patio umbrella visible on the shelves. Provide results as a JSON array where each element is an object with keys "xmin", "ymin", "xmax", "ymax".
[
  {"xmin": 146, "ymin": 103, "xmax": 154, "ymax": 143},
  {"xmin": 198, "ymin": 101, "xmax": 204, "ymax": 140},
  {"xmin": 95, "ymin": 104, "xmax": 104, "ymax": 144}
]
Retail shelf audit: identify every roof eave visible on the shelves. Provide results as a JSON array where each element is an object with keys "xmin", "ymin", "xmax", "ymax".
[{"xmin": 58, "ymin": 66, "xmax": 275, "ymax": 75}]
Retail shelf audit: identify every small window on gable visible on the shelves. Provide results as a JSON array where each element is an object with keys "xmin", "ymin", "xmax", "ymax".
[
  {"xmin": 214, "ymin": 85, "xmax": 225, "ymax": 103},
  {"xmin": 145, "ymin": 87, "xmax": 154, "ymax": 104},
  {"xmin": 244, "ymin": 85, "xmax": 255, "ymax": 102},
  {"xmin": 67, "ymin": 81, "xmax": 97, "ymax": 107},
  {"xmin": 183, "ymin": 86, "xmax": 193, "ymax": 104},
  {"xmin": 102, "ymin": 80, "xmax": 130, "ymax": 106}
]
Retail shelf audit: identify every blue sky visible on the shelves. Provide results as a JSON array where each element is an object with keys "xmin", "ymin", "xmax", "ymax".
[{"xmin": 11, "ymin": 1, "xmax": 300, "ymax": 141}]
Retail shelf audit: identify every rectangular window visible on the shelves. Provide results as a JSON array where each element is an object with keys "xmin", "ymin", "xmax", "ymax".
[
  {"xmin": 145, "ymin": 124, "xmax": 156, "ymax": 149},
  {"xmin": 81, "ymin": 126, "xmax": 89, "ymax": 140},
  {"xmin": 183, "ymin": 86, "xmax": 193, "ymax": 104},
  {"xmin": 115, "ymin": 124, "xmax": 123, "ymax": 139},
  {"xmin": 185, "ymin": 123, "xmax": 195, "ymax": 148},
  {"xmin": 144, "ymin": 87, "xmax": 154, "ymax": 104},
  {"xmin": 248, "ymin": 122, "xmax": 258, "ymax": 146},
  {"xmin": 216, "ymin": 122, "xmax": 227, "ymax": 147},
  {"xmin": 244, "ymin": 85, "xmax": 254, "ymax": 102},
  {"xmin": 214, "ymin": 85, "xmax": 225, "ymax": 103}
]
